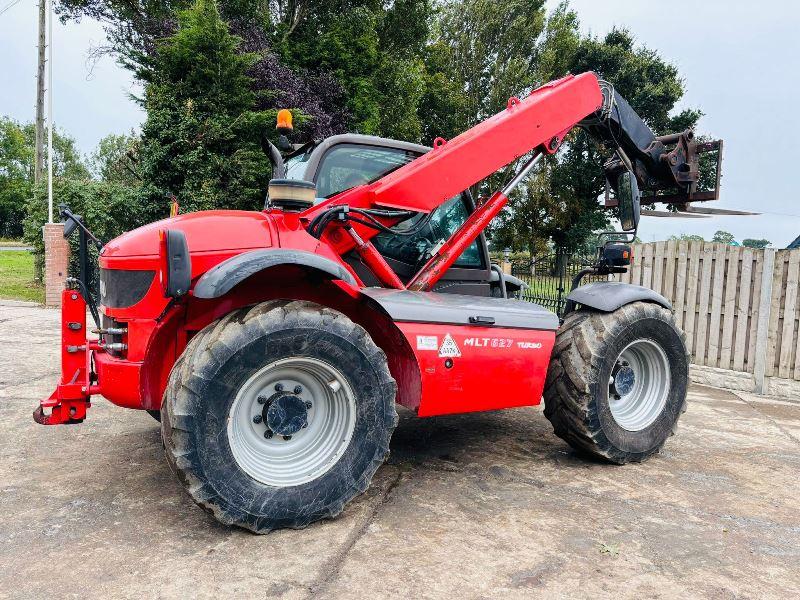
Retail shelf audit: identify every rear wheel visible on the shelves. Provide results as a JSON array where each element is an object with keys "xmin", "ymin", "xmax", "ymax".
[
  {"xmin": 543, "ymin": 301, "xmax": 688, "ymax": 464},
  {"xmin": 161, "ymin": 300, "xmax": 397, "ymax": 533}
]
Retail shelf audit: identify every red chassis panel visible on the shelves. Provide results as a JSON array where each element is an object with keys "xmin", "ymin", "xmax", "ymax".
[{"xmin": 395, "ymin": 322, "xmax": 555, "ymax": 417}]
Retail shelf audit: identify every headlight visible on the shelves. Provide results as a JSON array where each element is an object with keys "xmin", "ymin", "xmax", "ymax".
[{"xmin": 99, "ymin": 268, "xmax": 155, "ymax": 308}]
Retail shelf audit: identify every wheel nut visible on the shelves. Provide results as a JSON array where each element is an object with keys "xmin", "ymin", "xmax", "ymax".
[
  {"xmin": 264, "ymin": 430, "xmax": 273, "ymax": 439},
  {"xmin": 253, "ymin": 415, "xmax": 262, "ymax": 424},
  {"xmin": 294, "ymin": 385, "xmax": 302, "ymax": 394},
  {"xmin": 275, "ymin": 383, "xmax": 284, "ymax": 392},
  {"xmin": 305, "ymin": 401, "xmax": 312, "ymax": 409},
  {"xmin": 283, "ymin": 435, "xmax": 292, "ymax": 441},
  {"xmin": 257, "ymin": 395, "xmax": 267, "ymax": 404}
]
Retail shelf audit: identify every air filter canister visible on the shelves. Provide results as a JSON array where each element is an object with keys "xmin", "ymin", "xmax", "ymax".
[{"xmin": 268, "ymin": 179, "xmax": 316, "ymax": 212}]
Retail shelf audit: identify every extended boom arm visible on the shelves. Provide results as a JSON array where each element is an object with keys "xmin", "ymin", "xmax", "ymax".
[{"xmin": 302, "ymin": 71, "xmax": 722, "ymax": 291}]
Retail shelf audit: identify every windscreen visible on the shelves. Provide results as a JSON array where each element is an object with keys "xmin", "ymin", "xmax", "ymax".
[{"xmin": 315, "ymin": 144, "xmax": 417, "ymax": 198}]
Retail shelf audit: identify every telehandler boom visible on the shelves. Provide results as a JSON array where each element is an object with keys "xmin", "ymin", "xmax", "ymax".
[{"xmin": 38, "ymin": 71, "xmax": 721, "ymax": 532}]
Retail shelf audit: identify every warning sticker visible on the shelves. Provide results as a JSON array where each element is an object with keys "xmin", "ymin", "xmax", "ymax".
[
  {"xmin": 416, "ymin": 335, "xmax": 439, "ymax": 351},
  {"xmin": 438, "ymin": 333, "xmax": 461, "ymax": 358}
]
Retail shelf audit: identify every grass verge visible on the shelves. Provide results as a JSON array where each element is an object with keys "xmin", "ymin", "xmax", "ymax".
[{"xmin": 0, "ymin": 251, "xmax": 44, "ymax": 303}]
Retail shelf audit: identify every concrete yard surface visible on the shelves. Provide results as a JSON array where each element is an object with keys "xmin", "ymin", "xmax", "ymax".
[{"xmin": 1, "ymin": 301, "xmax": 799, "ymax": 599}]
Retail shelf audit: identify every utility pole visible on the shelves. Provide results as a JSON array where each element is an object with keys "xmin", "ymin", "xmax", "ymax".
[
  {"xmin": 42, "ymin": 0, "xmax": 67, "ymax": 307},
  {"xmin": 34, "ymin": 0, "xmax": 46, "ymax": 185},
  {"xmin": 47, "ymin": 0, "xmax": 53, "ymax": 223}
]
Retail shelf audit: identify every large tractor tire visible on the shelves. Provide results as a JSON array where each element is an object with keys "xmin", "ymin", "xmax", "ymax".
[
  {"xmin": 161, "ymin": 300, "xmax": 398, "ymax": 533},
  {"xmin": 544, "ymin": 301, "xmax": 688, "ymax": 464}
]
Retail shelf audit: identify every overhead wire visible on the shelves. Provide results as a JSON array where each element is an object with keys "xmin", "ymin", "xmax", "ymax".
[{"xmin": 0, "ymin": 0, "xmax": 23, "ymax": 16}]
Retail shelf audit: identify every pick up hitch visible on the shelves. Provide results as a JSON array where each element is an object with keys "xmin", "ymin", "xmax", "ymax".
[
  {"xmin": 34, "ymin": 288, "xmax": 94, "ymax": 425},
  {"xmin": 33, "ymin": 395, "xmax": 90, "ymax": 425}
]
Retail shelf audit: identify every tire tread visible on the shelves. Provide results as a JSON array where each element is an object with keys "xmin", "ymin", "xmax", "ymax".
[{"xmin": 544, "ymin": 302, "xmax": 688, "ymax": 464}]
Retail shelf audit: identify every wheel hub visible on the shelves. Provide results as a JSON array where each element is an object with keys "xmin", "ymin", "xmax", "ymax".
[
  {"xmin": 227, "ymin": 357, "xmax": 357, "ymax": 487},
  {"xmin": 611, "ymin": 364, "xmax": 635, "ymax": 397},
  {"xmin": 265, "ymin": 394, "xmax": 308, "ymax": 436}
]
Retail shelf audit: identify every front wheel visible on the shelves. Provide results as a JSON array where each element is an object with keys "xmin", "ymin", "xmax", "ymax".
[
  {"xmin": 161, "ymin": 300, "xmax": 398, "ymax": 533},
  {"xmin": 544, "ymin": 301, "xmax": 688, "ymax": 464}
]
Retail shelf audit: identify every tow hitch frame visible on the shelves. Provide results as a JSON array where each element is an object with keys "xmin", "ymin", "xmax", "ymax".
[{"xmin": 33, "ymin": 287, "xmax": 95, "ymax": 425}]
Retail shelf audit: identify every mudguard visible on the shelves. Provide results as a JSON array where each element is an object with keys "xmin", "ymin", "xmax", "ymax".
[
  {"xmin": 565, "ymin": 281, "xmax": 672, "ymax": 313},
  {"xmin": 193, "ymin": 249, "xmax": 357, "ymax": 299}
]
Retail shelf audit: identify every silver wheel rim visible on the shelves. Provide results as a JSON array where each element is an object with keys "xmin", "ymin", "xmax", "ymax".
[
  {"xmin": 608, "ymin": 339, "xmax": 670, "ymax": 432},
  {"xmin": 227, "ymin": 357, "xmax": 357, "ymax": 488}
]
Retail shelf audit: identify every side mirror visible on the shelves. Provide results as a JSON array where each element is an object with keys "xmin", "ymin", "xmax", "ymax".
[
  {"xmin": 158, "ymin": 229, "xmax": 191, "ymax": 298},
  {"xmin": 617, "ymin": 170, "xmax": 641, "ymax": 231},
  {"xmin": 63, "ymin": 213, "xmax": 82, "ymax": 238}
]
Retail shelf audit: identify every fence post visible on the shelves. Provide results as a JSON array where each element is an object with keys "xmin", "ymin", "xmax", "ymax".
[
  {"xmin": 502, "ymin": 248, "xmax": 512, "ymax": 275},
  {"xmin": 753, "ymin": 248, "xmax": 776, "ymax": 394}
]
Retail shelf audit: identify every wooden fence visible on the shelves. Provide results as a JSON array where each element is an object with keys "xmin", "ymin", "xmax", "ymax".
[{"xmin": 614, "ymin": 241, "xmax": 799, "ymax": 392}]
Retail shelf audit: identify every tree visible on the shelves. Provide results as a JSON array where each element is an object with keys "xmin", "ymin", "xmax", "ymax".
[
  {"xmin": 432, "ymin": 0, "xmax": 547, "ymax": 134},
  {"xmin": 1, "ymin": 117, "xmax": 89, "ymax": 238},
  {"xmin": 87, "ymin": 132, "xmax": 140, "ymax": 185},
  {"xmin": 742, "ymin": 238, "xmax": 771, "ymax": 249},
  {"xmin": 56, "ymin": 0, "xmax": 424, "ymax": 140},
  {"xmin": 135, "ymin": 0, "xmax": 274, "ymax": 219},
  {"xmin": 544, "ymin": 25, "xmax": 700, "ymax": 250},
  {"xmin": 0, "ymin": 118, "xmax": 33, "ymax": 238},
  {"xmin": 712, "ymin": 230, "xmax": 736, "ymax": 245},
  {"xmin": 492, "ymin": 4, "xmax": 702, "ymax": 252}
]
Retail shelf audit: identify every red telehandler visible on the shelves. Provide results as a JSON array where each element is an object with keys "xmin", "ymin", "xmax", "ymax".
[{"xmin": 38, "ymin": 72, "xmax": 723, "ymax": 532}]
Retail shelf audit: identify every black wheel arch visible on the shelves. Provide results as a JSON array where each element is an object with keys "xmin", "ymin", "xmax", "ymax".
[
  {"xmin": 565, "ymin": 281, "xmax": 672, "ymax": 314},
  {"xmin": 192, "ymin": 249, "xmax": 358, "ymax": 299}
]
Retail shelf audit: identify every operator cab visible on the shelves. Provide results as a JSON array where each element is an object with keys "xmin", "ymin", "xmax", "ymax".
[{"xmin": 280, "ymin": 134, "xmax": 522, "ymax": 297}]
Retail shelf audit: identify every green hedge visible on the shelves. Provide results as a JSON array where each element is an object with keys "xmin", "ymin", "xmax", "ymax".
[{"xmin": 23, "ymin": 180, "xmax": 159, "ymax": 283}]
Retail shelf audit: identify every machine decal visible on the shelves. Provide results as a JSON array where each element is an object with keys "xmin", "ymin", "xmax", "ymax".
[
  {"xmin": 416, "ymin": 335, "xmax": 439, "ymax": 351},
  {"xmin": 438, "ymin": 333, "xmax": 461, "ymax": 358},
  {"xmin": 517, "ymin": 341, "xmax": 543, "ymax": 349},
  {"xmin": 464, "ymin": 337, "xmax": 513, "ymax": 348},
  {"xmin": 463, "ymin": 337, "xmax": 543, "ymax": 350}
]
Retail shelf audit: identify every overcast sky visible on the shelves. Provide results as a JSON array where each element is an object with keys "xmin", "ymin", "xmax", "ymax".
[{"xmin": 1, "ymin": 0, "xmax": 798, "ymax": 245}]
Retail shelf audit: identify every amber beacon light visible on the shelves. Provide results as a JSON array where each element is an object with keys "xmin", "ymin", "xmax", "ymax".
[{"xmin": 276, "ymin": 109, "xmax": 293, "ymax": 134}]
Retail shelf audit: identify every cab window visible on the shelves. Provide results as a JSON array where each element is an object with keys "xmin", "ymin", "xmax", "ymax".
[
  {"xmin": 284, "ymin": 151, "xmax": 310, "ymax": 180},
  {"xmin": 315, "ymin": 144, "xmax": 417, "ymax": 198},
  {"xmin": 372, "ymin": 195, "xmax": 484, "ymax": 269},
  {"xmin": 317, "ymin": 143, "xmax": 485, "ymax": 270}
]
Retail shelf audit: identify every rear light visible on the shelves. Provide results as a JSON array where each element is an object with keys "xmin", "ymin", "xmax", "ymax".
[{"xmin": 600, "ymin": 243, "xmax": 632, "ymax": 268}]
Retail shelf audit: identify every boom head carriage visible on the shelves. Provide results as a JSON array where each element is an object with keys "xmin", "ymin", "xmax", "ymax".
[{"xmin": 584, "ymin": 81, "xmax": 723, "ymax": 209}]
